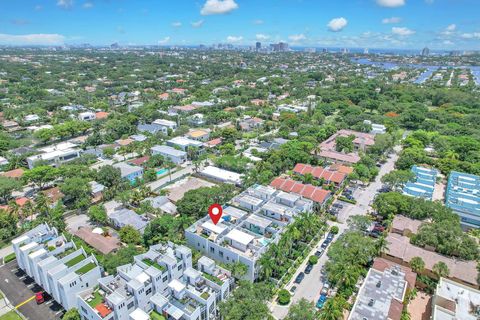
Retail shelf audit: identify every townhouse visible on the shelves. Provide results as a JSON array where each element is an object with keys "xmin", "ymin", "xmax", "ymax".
[
  {"xmin": 26, "ymin": 142, "xmax": 82, "ymax": 169},
  {"xmin": 185, "ymin": 184, "xmax": 313, "ymax": 281}
]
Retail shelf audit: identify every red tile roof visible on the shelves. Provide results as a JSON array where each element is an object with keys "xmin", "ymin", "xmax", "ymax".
[
  {"xmin": 205, "ymin": 138, "xmax": 222, "ymax": 147},
  {"xmin": 269, "ymin": 178, "xmax": 331, "ymax": 204},
  {"xmin": 1, "ymin": 168, "xmax": 24, "ymax": 179},
  {"xmin": 95, "ymin": 111, "xmax": 109, "ymax": 119},
  {"xmin": 293, "ymin": 163, "xmax": 346, "ymax": 185},
  {"xmin": 128, "ymin": 156, "xmax": 150, "ymax": 166},
  {"xmin": 95, "ymin": 303, "xmax": 113, "ymax": 318}
]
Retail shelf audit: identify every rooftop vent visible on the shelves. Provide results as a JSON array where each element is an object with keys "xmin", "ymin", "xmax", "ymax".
[{"xmin": 376, "ymin": 281, "xmax": 382, "ymax": 288}]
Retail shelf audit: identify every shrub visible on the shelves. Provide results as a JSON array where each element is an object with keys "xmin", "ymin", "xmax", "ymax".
[
  {"xmin": 309, "ymin": 255, "xmax": 319, "ymax": 265},
  {"xmin": 277, "ymin": 289, "xmax": 291, "ymax": 305},
  {"xmin": 330, "ymin": 226, "xmax": 339, "ymax": 234},
  {"xmin": 4, "ymin": 252, "xmax": 16, "ymax": 263}
]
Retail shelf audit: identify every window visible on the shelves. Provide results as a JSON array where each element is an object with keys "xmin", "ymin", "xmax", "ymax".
[
  {"xmin": 178, "ymin": 265, "xmax": 182, "ymax": 271},
  {"xmin": 163, "ymin": 276, "xmax": 168, "ymax": 282},
  {"xmin": 219, "ymin": 251, "xmax": 223, "ymax": 257},
  {"xmin": 81, "ymin": 306, "xmax": 87, "ymax": 314},
  {"xmin": 210, "ymin": 247, "xmax": 215, "ymax": 253},
  {"xmin": 127, "ymin": 302, "xmax": 134, "ymax": 309},
  {"xmin": 146, "ymin": 288, "xmax": 152, "ymax": 295}
]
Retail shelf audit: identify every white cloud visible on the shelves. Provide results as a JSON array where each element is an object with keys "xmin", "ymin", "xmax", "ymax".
[
  {"xmin": 226, "ymin": 35, "xmax": 243, "ymax": 43},
  {"xmin": 200, "ymin": 0, "xmax": 238, "ymax": 15},
  {"xmin": 256, "ymin": 34, "xmax": 270, "ymax": 41},
  {"xmin": 461, "ymin": 32, "xmax": 480, "ymax": 39},
  {"xmin": 191, "ymin": 20, "xmax": 204, "ymax": 28},
  {"xmin": 327, "ymin": 17, "xmax": 348, "ymax": 32},
  {"xmin": 376, "ymin": 0, "xmax": 405, "ymax": 7},
  {"xmin": 158, "ymin": 37, "xmax": 171, "ymax": 45},
  {"xmin": 443, "ymin": 40, "xmax": 454, "ymax": 45},
  {"xmin": 0, "ymin": 33, "xmax": 65, "ymax": 45},
  {"xmin": 172, "ymin": 21, "xmax": 182, "ymax": 28},
  {"xmin": 445, "ymin": 24, "xmax": 456, "ymax": 32},
  {"xmin": 83, "ymin": 2, "xmax": 93, "ymax": 9},
  {"xmin": 392, "ymin": 27, "xmax": 415, "ymax": 36},
  {"xmin": 382, "ymin": 17, "xmax": 402, "ymax": 24},
  {"xmin": 34, "ymin": 5, "xmax": 43, "ymax": 11},
  {"xmin": 57, "ymin": 0, "xmax": 74, "ymax": 9},
  {"xmin": 253, "ymin": 19, "xmax": 264, "ymax": 25},
  {"xmin": 288, "ymin": 34, "xmax": 307, "ymax": 42}
]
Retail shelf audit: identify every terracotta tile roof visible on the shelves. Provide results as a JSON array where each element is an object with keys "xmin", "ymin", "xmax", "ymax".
[
  {"xmin": 95, "ymin": 111, "xmax": 109, "ymax": 119},
  {"xmin": 293, "ymin": 163, "xmax": 346, "ymax": 184},
  {"xmin": 115, "ymin": 138, "xmax": 134, "ymax": 146},
  {"xmin": 205, "ymin": 138, "xmax": 222, "ymax": 147},
  {"xmin": 128, "ymin": 156, "xmax": 150, "ymax": 166},
  {"xmin": 1, "ymin": 168, "xmax": 24, "ymax": 179},
  {"xmin": 387, "ymin": 299, "xmax": 404, "ymax": 320},
  {"xmin": 329, "ymin": 163, "xmax": 354, "ymax": 175},
  {"xmin": 270, "ymin": 178, "xmax": 331, "ymax": 204},
  {"xmin": 74, "ymin": 227, "xmax": 120, "ymax": 255},
  {"xmin": 15, "ymin": 197, "xmax": 30, "ymax": 207},
  {"xmin": 42, "ymin": 187, "xmax": 64, "ymax": 203}
]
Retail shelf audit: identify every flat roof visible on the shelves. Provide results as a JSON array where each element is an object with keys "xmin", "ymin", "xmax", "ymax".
[
  {"xmin": 434, "ymin": 277, "xmax": 480, "ymax": 320},
  {"xmin": 151, "ymin": 145, "xmax": 187, "ymax": 157},
  {"xmin": 200, "ymin": 166, "xmax": 243, "ymax": 183},
  {"xmin": 201, "ymin": 221, "xmax": 227, "ymax": 235},
  {"xmin": 226, "ymin": 229, "xmax": 255, "ymax": 246},
  {"xmin": 245, "ymin": 214, "xmax": 272, "ymax": 229}
]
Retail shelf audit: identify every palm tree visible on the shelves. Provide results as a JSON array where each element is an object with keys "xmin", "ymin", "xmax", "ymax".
[
  {"xmin": 433, "ymin": 261, "xmax": 450, "ymax": 279},
  {"xmin": 445, "ymin": 150, "xmax": 459, "ymax": 160},
  {"xmin": 410, "ymin": 257, "xmax": 425, "ymax": 274},
  {"xmin": 319, "ymin": 296, "xmax": 345, "ymax": 320},
  {"xmin": 375, "ymin": 236, "xmax": 389, "ymax": 255}
]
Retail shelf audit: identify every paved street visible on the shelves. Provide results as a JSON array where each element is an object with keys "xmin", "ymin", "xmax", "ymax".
[
  {"xmin": 0, "ymin": 260, "xmax": 64, "ymax": 320},
  {"xmin": 270, "ymin": 146, "xmax": 401, "ymax": 319}
]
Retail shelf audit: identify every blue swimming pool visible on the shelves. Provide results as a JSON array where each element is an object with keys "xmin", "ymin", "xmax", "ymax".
[{"xmin": 156, "ymin": 168, "xmax": 168, "ymax": 175}]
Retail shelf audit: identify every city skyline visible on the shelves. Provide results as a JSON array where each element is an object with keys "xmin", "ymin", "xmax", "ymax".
[{"xmin": 0, "ymin": 0, "xmax": 479, "ymax": 50}]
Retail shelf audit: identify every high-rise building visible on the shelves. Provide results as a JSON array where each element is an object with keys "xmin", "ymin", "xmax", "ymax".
[
  {"xmin": 421, "ymin": 47, "xmax": 430, "ymax": 56},
  {"xmin": 255, "ymin": 42, "xmax": 261, "ymax": 51}
]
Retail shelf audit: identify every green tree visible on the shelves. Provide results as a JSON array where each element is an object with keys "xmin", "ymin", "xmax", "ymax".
[
  {"xmin": 335, "ymin": 135, "xmax": 355, "ymax": 153},
  {"xmin": 0, "ymin": 176, "xmax": 21, "ymax": 203},
  {"xmin": 60, "ymin": 177, "xmax": 91, "ymax": 209},
  {"xmin": 277, "ymin": 289, "xmax": 291, "ymax": 305},
  {"xmin": 23, "ymin": 165, "xmax": 59, "ymax": 189},
  {"xmin": 119, "ymin": 225, "xmax": 142, "ymax": 245},
  {"xmin": 330, "ymin": 225, "xmax": 339, "ymax": 234},
  {"xmin": 62, "ymin": 308, "xmax": 81, "ymax": 320},
  {"xmin": 381, "ymin": 170, "xmax": 416, "ymax": 191},
  {"xmin": 101, "ymin": 245, "xmax": 143, "ymax": 275},
  {"xmin": 218, "ymin": 281, "xmax": 272, "ymax": 320},
  {"xmin": 319, "ymin": 295, "xmax": 347, "ymax": 320},
  {"xmin": 96, "ymin": 165, "xmax": 122, "ymax": 188},
  {"xmin": 285, "ymin": 298, "xmax": 318, "ymax": 320},
  {"xmin": 88, "ymin": 205, "xmax": 108, "ymax": 224},
  {"xmin": 433, "ymin": 261, "xmax": 450, "ymax": 279}
]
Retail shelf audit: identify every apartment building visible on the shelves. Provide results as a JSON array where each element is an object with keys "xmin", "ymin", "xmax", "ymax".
[
  {"xmin": 445, "ymin": 171, "xmax": 480, "ymax": 228},
  {"xmin": 185, "ymin": 184, "xmax": 313, "ymax": 281},
  {"xmin": 77, "ymin": 243, "xmax": 233, "ymax": 320},
  {"xmin": 12, "ymin": 224, "xmax": 102, "ymax": 310},
  {"xmin": 26, "ymin": 142, "xmax": 82, "ymax": 169},
  {"xmin": 402, "ymin": 165, "xmax": 438, "ymax": 200},
  {"xmin": 431, "ymin": 277, "xmax": 480, "ymax": 320}
]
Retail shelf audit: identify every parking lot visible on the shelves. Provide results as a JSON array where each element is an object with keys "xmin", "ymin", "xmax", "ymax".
[{"xmin": 0, "ymin": 260, "xmax": 64, "ymax": 320}]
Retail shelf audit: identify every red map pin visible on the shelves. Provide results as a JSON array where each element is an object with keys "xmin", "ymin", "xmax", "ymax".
[{"xmin": 208, "ymin": 204, "xmax": 223, "ymax": 225}]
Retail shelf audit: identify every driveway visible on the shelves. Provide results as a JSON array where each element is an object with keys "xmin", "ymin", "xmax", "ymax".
[
  {"xmin": 0, "ymin": 261, "xmax": 64, "ymax": 320},
  {"xmin": 270, "ymin": 146, "xmax": 401, "ymax": 319},
  {"xmin": 65, "ymin": 213, "xmax": 93, "ymax": 233}
]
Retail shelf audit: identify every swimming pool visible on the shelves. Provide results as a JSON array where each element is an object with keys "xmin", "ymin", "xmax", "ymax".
[{"xmin": 156, "ymin": 168, "xmax": 168, "ymax": 175}]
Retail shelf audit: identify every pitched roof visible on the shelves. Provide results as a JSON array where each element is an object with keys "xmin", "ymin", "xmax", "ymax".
[
  {"xmin": 1, "ymin": 168, "xmax": 24, "ymax": 179},
  {"xmin": 74, "ymin": 227, "xmax": 120, "ymax": 254},
  {"xmin": 270, "ymin": 178, "xmax": 331, "ymax": 204},
  {"xmin": 293, "ymin": 163, "xmax": 346, "ymax": 184}
]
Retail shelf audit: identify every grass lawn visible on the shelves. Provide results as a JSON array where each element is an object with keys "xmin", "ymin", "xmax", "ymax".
[
  {"xmin": 76, "ymin": 262, "xmax": 96, "ymax": 275},
  {"xmin": 150, "ymin": 310, "xmax": 166, "ymax": 320},
  {"xmin": 65, "ymin": 254, "xmax": 85, "ymax": 267},
  {"xmin": 0, "ymin": 311, "xmax": 23, "ymax": 320},
  {"xmin": 88, "ymin": 290, "xmax": 103, "ymax": 308}
]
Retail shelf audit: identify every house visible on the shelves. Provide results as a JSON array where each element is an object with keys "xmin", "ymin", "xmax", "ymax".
[
  {"xmin": 445, "ymin": 171, "xmax": 480, "ymax": 228},
  {"xmin": 188, "ymin": 113, "xmax": 205, "ymax": 126},
  {"xmin": 293, "ymin": 163, "xmax": 347, "ymax": 187},
  {"xmin": 76, "ymin": 243, "xmax": 233, "ymax": 320},
  {"xmin": 431, "ymin": 277, "xmax": 480, "ymax": 320},
  {"xmin": 384, "ymin": 232, "xmax": 478, "ymax": 288},
  {"xmin": 95, "ymin": 112, "xmax": 109, "ymax": 120},
  {"xmin": 204, "ymin": 138, "xmax": 222, "ymax": 149},
  {"xmin": 78, "ymin": 112, "xmax": 96, "ymax": 121},
  {"xmin": 0, "ymin": 156, "xmax": 8, "ymax": 166},
  {"xmin": 109, "ymin": 208, "xmax": 149, "ymax": 234},
  {"xmin": 11, "ymin": 224, "xmax": 102, "ymax": 311},
  {"xmin": 142, "ymin": 196, "xmax": 177, "ymax": 215},
  {"xmin": 199, "ymin": 166, "xmax": 243, "ymax": 186},
  {"xmin": 26, "ymin": 142, "xmax": 82, "ymax": 169},
  {"xmin": 403, "ymin": 166, "xmax": 438, "ymax": 200},
  {"xmin": 186, "ymin": 184, "xmax": 313, "ymax": 281},
  {"xmin": 151, "ymin": 145, "xmax": 187, "ymax": 164},
  {"xmin": 1, "ymin": 168, "xmax": 24, "ymax": 179},
  {"xmin": 152, "ymin": 119, "xmax": 177, "ymax": 135},
  {"xmin": 24, "ymin": 114, "xmax": 40, "ymax": 122},
  {"xmin": 238, "ymin": 117, "xmax": 264, "ymax": 131},
  {"xmin": 270, "ymin": 177, "xmax": 332, "ymax": 209},
  {"xmin": 348, "ymin": 258, "xmax": 416, "ymax": 320},
  {"xmin": 89, "ymin": 181, "xmax": 105, "ymax": 203},
  {"xmin": 113, "ymin": 162, "xmax": 144, "ymax": 183},
  {"xmin": 73, "ymin": 227, "xmax": 120, "ymax": 255},
  {"xmin": 315, "ymin": 129, "xmax": 375, "ymax": 165},
  {"xmin": 390, "ymin": 215, "xmax": 423, "ymax": 237},
  {"xmin": 187, "ymin": 129, "xmax": 210, "ymax": 142},
  {"xmin": 364, "ymin": 120, "xmax": 387, "ymax": 135},
  {"xmin": 167, "ymin": 136, "xmax": 204, "ymax": 152}
]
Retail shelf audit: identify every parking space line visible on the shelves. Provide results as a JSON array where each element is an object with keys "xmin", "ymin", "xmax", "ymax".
[
  {"xmin": 45, "ymin": 300, "xmax": 53, "ymax": 305},
  {"xmin": 15, "ymin": 295, "xmax": 35, "ymax": 309},
  {"xmin": 55, "ymin": 311, "xmax": 63, "ymax": 315}
]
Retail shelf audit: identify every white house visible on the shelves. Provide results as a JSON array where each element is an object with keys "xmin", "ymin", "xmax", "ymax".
[{"xmin": 151, "ymin": 145, "xmax": 187, "ymax": 164}]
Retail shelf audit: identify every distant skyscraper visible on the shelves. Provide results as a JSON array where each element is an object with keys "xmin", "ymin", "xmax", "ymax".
[
  {"xmin": 270, "ymin": 42, "xmax": 289, "ymax": 52},
  {"xmin": 256, "ymin": 42, "xmax": 261, "ymax": 51},
  {"xmin": 322, "ymin": 48, "xmax": 328, "ymax": 53},
  {"xmin": 110, "ymin": 42, "xmax": 119, "ymax": 49},
  {"xmin": 364, "ymin": 48, "xmax": 369, "ymax": 54},
  {"xmin": 421, "ymin": 47, "xmax": 430, "ymax": 56}
]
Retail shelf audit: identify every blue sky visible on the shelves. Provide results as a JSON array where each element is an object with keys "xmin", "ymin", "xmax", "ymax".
[{"xmin": 1, "ymin": 0, "xmax": 480, "ymax": 49}]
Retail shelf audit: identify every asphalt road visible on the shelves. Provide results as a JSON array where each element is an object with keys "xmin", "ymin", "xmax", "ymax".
[
  {"xmin": 270, "ymin": 146, "xmax": 401, "ymax": 319},
  {"xmin": 0, "ymin": 260, "xmax": 64, "ymax": 320}
]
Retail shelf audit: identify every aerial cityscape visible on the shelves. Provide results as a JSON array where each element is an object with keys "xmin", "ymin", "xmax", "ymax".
[{"xmin": 0, "ymin": 1, "xmax": 480, "ymax": 320}]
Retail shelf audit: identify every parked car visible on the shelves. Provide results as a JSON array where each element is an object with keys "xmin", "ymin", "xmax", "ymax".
[
  {"xmin": 305, "ymin": 264, "xmax": 313, "ymax": 274},
  {"xmin": 345, "ymin": 194, "xmax": 355, "ymax": 200},
  {"xmin": 369, "ymin": 230, "xmax": 381, "ymax": 238},
  {"xmin": 332, "ymin": 203, "xmax": 343, "ymax": 209},
  {"xmin": 373, "ymin": 225, "xmax": 385, "ymax": 232},
  {"xmin": 321, "ymin": 241, "xmax": 329, "ymax": 248},
  {"xmin": 316, "ymin": 294, "xmax": 327, "ymax": 309},
  {"xmin": 294, "ymin": 272, "xmax": 305, "ymax": 284},
  {"xmin": 35, "ymin": 292, "xmax": 44, "ymax": 304},
  {"xmin": 290, "ymin": 286, "xmax": 297, "ymax": 293},
  {"xmin": 327, "ymin": 232, "xmax": 335, "ymax": 240},
  {"xmin": 315, "ymin": 248, "xmax": 324, "ymax": 257}
]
